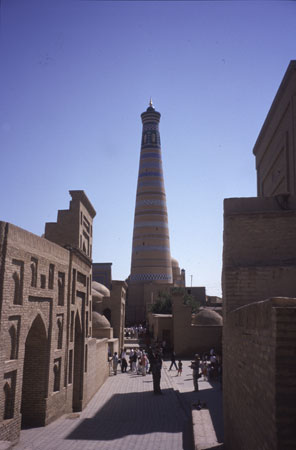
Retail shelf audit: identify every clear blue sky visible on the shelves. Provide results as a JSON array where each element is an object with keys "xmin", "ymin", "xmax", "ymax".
[{"xmin": 1, "ymin": 0, "xmax": 295, "ymax": 296}]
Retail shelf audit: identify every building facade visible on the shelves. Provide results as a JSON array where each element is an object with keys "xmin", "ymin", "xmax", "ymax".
[
  {"xmin": 0, "ymin": 191, "xmax": 109, "ymax": 443},
  {"xmin": 223, "ymin": 61, "xmax": 296, "ymax": 450}
]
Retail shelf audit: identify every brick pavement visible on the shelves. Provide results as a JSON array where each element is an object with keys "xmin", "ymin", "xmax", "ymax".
[
  {"xmin": 165, "ymin": 359, "xmax": 224, "ymax": 449},
  {"xmin": 11, "ymin": 359, "xmax": 223, "ymax": 450}
]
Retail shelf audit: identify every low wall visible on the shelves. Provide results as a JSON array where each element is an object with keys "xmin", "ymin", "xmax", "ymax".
[
  {"xmin": 83, "ymin": 338, "xmax": 109, "ymax": 407},
  {"xmin": 223, "ymin": 298, "xmax": 296, "ymax": 450}
]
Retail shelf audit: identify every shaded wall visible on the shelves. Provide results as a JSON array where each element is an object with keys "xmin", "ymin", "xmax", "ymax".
[
  {"xmin": 224, "ymin": 298, "xmax": 296, "ymax": 450},
  {"xmin": 223, "ymin": 196, "xmax": 296, "ymax": 450},
  {"xmin": 83, "ymin": 338, "xmax": 109, "ymax": 407},
  {"xmin": 148, "ymin": 314, "xmax": 173, "ymax": 348},
  {"xmin": 253, "ymin": 61, "xmax": 296, "ymax": 196}
]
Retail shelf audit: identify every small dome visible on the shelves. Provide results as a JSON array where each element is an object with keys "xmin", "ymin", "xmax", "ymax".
[
  {"xmin": 171, "ymin": 257, "xmax": 180, "ymax": 268},
  {"xmin": 193, "ymin": 309, "xmax": 223, "ymax": 326},
  {"xmin": 92, "ymin": 288, "xmax": 103, "ymax": 302},
  {"xmin": 92, "ymin": 281, "xmax": 110, "ymax": 297},
  {"xmin": 92, "ymin": 311, "xmax": 111, "ymax": 329}
]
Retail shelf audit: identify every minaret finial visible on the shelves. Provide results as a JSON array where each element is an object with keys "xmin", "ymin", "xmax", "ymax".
[{"xmin": 149, "ymin": 97, "xmax": 153, "ymax": 108}]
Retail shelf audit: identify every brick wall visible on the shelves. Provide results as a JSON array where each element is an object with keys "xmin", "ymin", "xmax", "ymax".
[
  {"xmin": 83, "ymin": 338, "xmax": 109, "ymax": 407},
  {"xmin": 0, "ymin": 192, "xmax": 100, "ymax": 442},
  {"xmin": 173, "ymin": 295, "xmax": 222, "ymax": 357},
  {"xmin": 223, "ymin": 196, "xmax": 296, "ymax": 450},
  {"xmin": 223, "ymin": 197, "xmax": 296, "ymax": 319},
  {"xmin": 274, "ymin": 303, "xmax": 296, "ymax": 448},
  {"xmin": 223, "ymin": 298, "xmax": 296, "ymax": 450}
]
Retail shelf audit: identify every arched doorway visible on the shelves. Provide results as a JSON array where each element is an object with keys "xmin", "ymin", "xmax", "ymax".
[
  {"xmin": 73, "ymin": 311, "xmax": 83, "ymax": 412},
  {"xmin": 21, "ymin": 314, "xmax": 48, "ymax": 427}
]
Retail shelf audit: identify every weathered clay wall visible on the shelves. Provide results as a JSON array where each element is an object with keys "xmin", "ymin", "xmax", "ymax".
[
  {"xmin": 223, "ymin": 299, "xmax": 277, "ymax": 450},
  {"xmin": 223, "ymin": 197, "xmax": 296, "ymax": 318},
  {"xmin": 274, "ymin": 303, "xmax": 296, "ymax": 448},
  {"xmin": 83, "ymin": 338, "xmax": 109, "ymax": 407},
  {"xmin": 223, "ymin": 196, "xmax": 296, "ymax": 450},
  {"xmin": 223, "ymin": 298, "xmax": 296, "ymax": 450},
  {"xmin": 173, "ymin": 296, "xmax": 222, "ymax": 357}
]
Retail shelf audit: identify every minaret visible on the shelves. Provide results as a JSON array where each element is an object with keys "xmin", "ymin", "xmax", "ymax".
[{"xmin": 128, "ymin": 100, "xmax": 173, "ymax": 322}]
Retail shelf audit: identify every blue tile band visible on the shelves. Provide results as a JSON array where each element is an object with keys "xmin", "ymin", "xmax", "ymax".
[{"xmin": 130, "ymin": 273, "xmax": 173, "ymax": 282}]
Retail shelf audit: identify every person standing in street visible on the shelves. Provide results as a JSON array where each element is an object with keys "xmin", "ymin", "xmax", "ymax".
[
  {"xmin": 120, "ymin": 348, "xmax": 128, "ymax": 373},
  {"xmin": 112, "ymin": 352, "xmax": 118, "ymax": 375},
  {"xmin": 190, "ymin": 354, "xmax": 200, "ymax": 391},
  {"xmin": 177, "ymin": 360, "xmax": 183, "ymax": 376},
  {"xmin": 151, "ymin": 351, "xmax": 163, "ymax": 394}
]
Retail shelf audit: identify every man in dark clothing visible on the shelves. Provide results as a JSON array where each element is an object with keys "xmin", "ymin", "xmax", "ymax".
[
  {"xmin": 169, "ymin": 350, "xmax": 178, "ymax": 370},
  {"xmin": 190, "ymin": 354, "xmax": 200, "ymax": 391},
  {"xmin": 151, "ymin": 352, "xmax": 163, "ymax": 394},
  {"xmin": 147, "ymin": 346, "xmax": 153, "ymax": 374}
]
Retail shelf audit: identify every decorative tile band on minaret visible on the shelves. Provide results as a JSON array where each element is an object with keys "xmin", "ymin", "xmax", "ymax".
[{"xmin": 129, "ymin": 101, "xmax": 173, "ymax": 288}]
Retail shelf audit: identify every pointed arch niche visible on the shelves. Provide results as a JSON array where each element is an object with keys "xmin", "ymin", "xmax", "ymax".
[
  {"xmin": 3, "ymin": 371, "xmax": 16, "ymax": 420},
  {"xmin": 72, "ymin": 311, "xmax": 83, "ymax": 412},
  {"xmin": 21, "ymin": 314, "xmax": 48, "ymax": 427}
]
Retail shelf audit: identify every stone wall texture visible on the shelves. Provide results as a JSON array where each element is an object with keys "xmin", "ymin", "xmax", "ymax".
[
  {"xmin": 223, "ymin": 298, "xmax": 296, "ymax": 450},
  {"xmin": 223, "ymin": 196, "xmax": 296, "ymax": 450}
]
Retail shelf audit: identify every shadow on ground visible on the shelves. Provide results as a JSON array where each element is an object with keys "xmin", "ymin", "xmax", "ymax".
[
  {"xmin": 67, "ymin": 388, "xmax": 193, "ymax": 449},
  {"xmin": 177, "ymin": 381, "xmax": 224, "ymax": 444}
]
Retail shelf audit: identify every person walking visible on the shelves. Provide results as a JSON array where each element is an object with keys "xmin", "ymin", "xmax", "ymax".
[
  {"xmin": 169, "ymin": 350, "xmax": 178, "ymax": 371},
  {"xmin": 190, "ymin": 354, "xmax": 200, "ymax": 391}
]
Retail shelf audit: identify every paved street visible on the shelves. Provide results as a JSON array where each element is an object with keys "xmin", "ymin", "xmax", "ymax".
[{"xmin": 12, "ymin": 360, "xmax": 223, "ymax": 450}]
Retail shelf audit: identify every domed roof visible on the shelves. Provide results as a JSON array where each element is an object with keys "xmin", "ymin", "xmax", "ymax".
[
  {"xmin": 92, "ymin": 311, "xmax": 111, "ymax": 329},
  {"xmin": 92, "ymin": 288, "xmax": 103, "ymax": 302},
  {"xmin": 92, "ymin": 281, "xmax": 110, "ymax": 297},
  {"xmin": 171, "ymin": 257, "xmax": 180, "ymax": 268},
  {"xmin": 192, "ymin": 309, "xmax": 223, "ymax": 326}
]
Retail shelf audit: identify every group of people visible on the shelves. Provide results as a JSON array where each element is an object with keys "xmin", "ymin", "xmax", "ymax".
[
  {"xmin": 189, "ymin": 349, "xmax": 222, "ymax": 391},
  {"xmin": 124, "ymin": 325, "xmax": 146, "ymax": 339},
  {"xmin": 111, "ymin": 348, "xmax": 151, "ymax": 376},
  {"xmin": 168, "ymin": 348, "xmax": 222, "ymax": 391},
  {"xmin": 110, "ymin": 345, "xmax": 164, "ymax": 394},
  {"xmin": 110, "ymin": 340, "xmax": 222, "ymax": 395}
]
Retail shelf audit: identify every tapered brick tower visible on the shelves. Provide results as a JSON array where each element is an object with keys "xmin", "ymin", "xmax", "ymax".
[{"xmin": 127, "ymin": 100, "xmax": 173, "ymax": 323}]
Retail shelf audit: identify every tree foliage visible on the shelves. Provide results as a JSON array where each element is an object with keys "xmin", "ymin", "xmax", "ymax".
[
  {"xmin": 149, "ymin": 291, "xmax": 172, "ymax": 314},
  {"xmin": 183, "ymin": 293, "xmax": 200, "ymax": 313},
  {"xmin": 149, "ymin": 288, "xmax": 200, "ymax": 314}
]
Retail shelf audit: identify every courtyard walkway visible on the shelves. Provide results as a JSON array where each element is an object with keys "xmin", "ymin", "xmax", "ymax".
[{"xmin": 12, "ymin": 360, "xmax": 223, "ymax": 450}]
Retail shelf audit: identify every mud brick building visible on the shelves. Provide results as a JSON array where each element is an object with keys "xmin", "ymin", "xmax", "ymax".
[
  {"xmin": 223, "ymin": 61, "xmax": 296, "ymax": 450},
  {"xmin": 147, "ymin": 292, "xmax": 222, "ymax": 355},
  {"xmin": 0, "ymin": 191, "xmax": 110, "ymax": 443}
]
